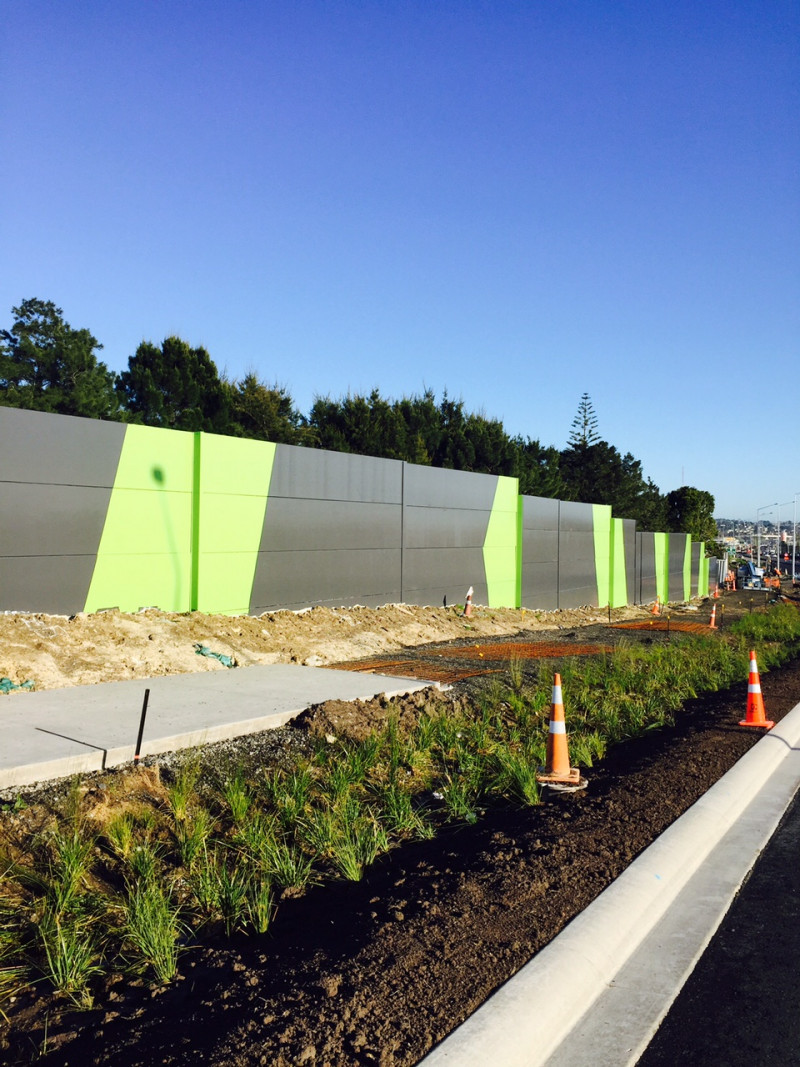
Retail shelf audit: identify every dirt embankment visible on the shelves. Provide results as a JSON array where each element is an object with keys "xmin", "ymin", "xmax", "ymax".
[{"xmin": 0, "ymin": 601, "xmax": 653, "ymax": 693}]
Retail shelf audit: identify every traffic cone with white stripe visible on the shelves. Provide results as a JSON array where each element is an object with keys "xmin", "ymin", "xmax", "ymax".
[
  {"xmin": 739, "ymin": 651, "xmax": 774, "ymax": 729},
  {"xmin": 709, "ymin": 605, "xmax": 718, "ymax": 629},
  {"xmin": 651, "ymin": 596, "xmax": 661, "ymax": 616},
  {"xmin": 536, "ymin": 673, "xmax": 586, "ymax": 789}
]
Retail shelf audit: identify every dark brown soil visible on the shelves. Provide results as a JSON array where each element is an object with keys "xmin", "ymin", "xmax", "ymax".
[{"xmin": 3, "ymin": 591, "xmax": 800, "ymax": 1067}]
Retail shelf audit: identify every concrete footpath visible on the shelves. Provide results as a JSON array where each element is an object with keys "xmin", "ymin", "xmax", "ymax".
[
  {"xmin": 420, "ymin": 697, "xmax": 800, "ymax": 1067},
  {"xmin": 0, "ymin": 664, "xmax": 437, "ymax": 789}
]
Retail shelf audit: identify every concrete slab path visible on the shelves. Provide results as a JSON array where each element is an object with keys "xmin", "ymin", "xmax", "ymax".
[{"xmin": 0, "ymin": 664, "xmax": 438, "ymax": 789}]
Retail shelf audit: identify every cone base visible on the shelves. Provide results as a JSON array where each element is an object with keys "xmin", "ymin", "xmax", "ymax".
[
  {"xmin": 738, "ymin": 718, "xmax": 774, "ymax": 729},
  {"xmin": 537, "ymin": 766, "xmax": 586, "ymax": 788}
]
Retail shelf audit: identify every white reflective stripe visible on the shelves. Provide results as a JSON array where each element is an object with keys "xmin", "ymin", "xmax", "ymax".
[
  {"xmin": 552, "ymin": 685, "xmax": 563, "ymax": 703},
  {"xmin": 748, "ymin": 683, "xmax": 762, "ymax": 693},
  {"xmin": 549, "ymin": 720, "xmax": 566, "ymax": 734}
]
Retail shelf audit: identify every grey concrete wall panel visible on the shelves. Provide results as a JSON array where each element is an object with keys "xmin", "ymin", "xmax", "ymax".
[
  {"xmin": 259, "ymin": 498, "xmax": 402, "ymax": 552},
  {"xmin": 402, "ymin": 464, "xmax": 498, "ymax": 512},
  {"xmin": 623, "ymin": 519, "xmax": 637, "ymax": 603},
  {"xmin": 669, "ymin": 533, "xmax": 689, "ymax": 601},
  {"xmin": 252, "ymin": 446, "xmax": 404, "ymax": 611},
  {"xmin": 558, "ymin": 501, "xmax": 597, "ymax": 608},
  {"xmin": 401, "ymin": 465, "xmax": 497, "ymax": 607},
  {"xmin": 0, "ymin": 555, "xmax": 99, "ymax": 615},
  {"xmin": 402, "ymin": 548, "xmax": 488, "ymax": 606},
  {"xmin": 636, "ymin": 532, "xmax": 657, "ymax": 603},
  {"xmin": 521, "ymin": 496, "xmax": 559, "ymax": 610},
  {"xmin": 267, "ymin": 444, "xmax": 403, "ymax": 503},
  {"xmin": 691, "ymin": 542, "xmax": 703, "ymax": 595},
  {"xmin": 0, "ymin": 407, "xmax": 125, "ymax": 487},
  {"xmin": 250, "ymin": 549, "xmax": 402, "ymax": 612},
  {"xmin": 402, "ymin": 506, "xmax": 489, "ymax": 550},
  {"xmin": 0, "ymin": 484, "xmax": 115, "ymax": 557}
]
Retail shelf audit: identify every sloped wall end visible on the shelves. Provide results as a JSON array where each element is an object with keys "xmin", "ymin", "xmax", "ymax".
[{"xmin": 483, "ymin": 477, "xmax": 519, "ymax": 608}]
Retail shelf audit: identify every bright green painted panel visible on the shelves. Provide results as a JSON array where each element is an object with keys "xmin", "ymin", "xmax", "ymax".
[
  {"xmin": 107, "ymin": 423, "xmax": 195, "ymax": 490},
  {"xmin": 196, "ymin": 434, "xmax": 276, "ymax": 614},
  {"xmin": 482, "ymin": 476, "xmax": 519, "ymax": 608},
  {"xmin": 654, "ymin": 533, "xmax": 668, "ymax": 604},
  {"xmin": 592, "ymin": 504, "xmax": 613, "ymax": 608},
  {"xmin": 610, "ymin": 518, "xmax": 628, "ymax": 608},
  {"xmin": 85, "ymin": 425, "xmax": 195, "ymax": 612}
]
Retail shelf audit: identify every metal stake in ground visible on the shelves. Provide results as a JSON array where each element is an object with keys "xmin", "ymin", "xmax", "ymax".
[{"xmin": 134, "ymin": 688, "xmax": 150, "ymax": 762}]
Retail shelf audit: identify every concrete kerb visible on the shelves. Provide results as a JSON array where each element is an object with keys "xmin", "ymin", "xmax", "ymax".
[{"xmin": 419, "ymin": 698, "xmax": 800, "ymax": 1067}]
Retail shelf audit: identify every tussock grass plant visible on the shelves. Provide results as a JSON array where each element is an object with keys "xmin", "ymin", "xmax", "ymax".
[
  {"xmin": 38, "ymin": 907, "xmax": 102, "ymax": 1005},
  {"xmin": 123, "ymin": 880, "xmax": 183, "ymax": 983},
  {"xmin": 4, "ymin": 601, "xmax": 799, "ymax": 1002}
]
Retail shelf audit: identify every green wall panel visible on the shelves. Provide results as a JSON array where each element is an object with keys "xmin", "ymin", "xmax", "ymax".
[
  {"xmin": 196, "ymin": 434, "xmax": 276, "ymax": 613},
  {"xmin": 610, "ymin": 517, "xmax": 628, "ymax": 608},
  {"xmin": 592, "ymin": 504, "xmax": 613, "ymax": 607},
  {"xmin": 654, "ymin": 532, "xmax": 668, "ymax": 604},
  {"xmin": 482, "ymin": 476, "xmax": 519, "ymax": 607},
  {"xmin": 85, "ymin": 424, "xmax": 194, "ymax": 612}
]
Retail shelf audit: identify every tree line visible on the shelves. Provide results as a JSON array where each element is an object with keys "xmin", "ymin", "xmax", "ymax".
[{"xmin": 0, "ymin": 298, "xmax": 717, "ymax": 542}]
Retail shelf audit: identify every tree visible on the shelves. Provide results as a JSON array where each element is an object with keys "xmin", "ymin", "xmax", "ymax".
[
  {"xmin": 567, "ymin": 392, "xmax": 600, "ymax": 449},
  {"xmin": 665, "ymin": 486, "xmax": 717, "ymax": 544},
  {"xmin": 0, "ymin": 298, "xmax": 119, "ymax": 419},
  {"xmin": 225, "ymin": 372, "xmax": 306, "ymax": 444},
  {"xmin": 116, "ymin": 336, "xmax": 230, "ymax": 432}
]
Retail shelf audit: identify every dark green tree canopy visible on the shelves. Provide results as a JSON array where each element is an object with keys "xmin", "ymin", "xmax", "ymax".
[
  {"xmin": 225, "ymin": 372, "xmax": 307, "ymax": 444},
  {"xmin": 0, "ymin": 298, "xmax": 119, "ymax": 419},
  {"xmin": 117, "ymin": 336, "xmax": 230, "ymax": 432},
  {"xmin": 665, "ymin": 486, "xmax": 717, "ymax": 543}
]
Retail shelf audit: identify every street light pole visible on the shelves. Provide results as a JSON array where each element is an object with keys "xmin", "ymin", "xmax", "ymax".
[{"xmin": 756, "ymin": 503, "xmax": 777, "ymax": 569}]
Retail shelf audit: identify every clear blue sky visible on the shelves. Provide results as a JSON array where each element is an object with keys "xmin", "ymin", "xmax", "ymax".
[{"xmin": 2, "ymin": 1, "xmax": 798, "ymax": 521}]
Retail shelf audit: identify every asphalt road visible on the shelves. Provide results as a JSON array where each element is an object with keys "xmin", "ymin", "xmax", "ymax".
[{"xmin": 636, "ymin": 787, "xmax": 800, "ymax": 1066}]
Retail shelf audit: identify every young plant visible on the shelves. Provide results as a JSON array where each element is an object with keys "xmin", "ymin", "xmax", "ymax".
[
  {"xmin": 38, "ymin": 906, "xmax": 102, "ymax": 1006},
  {"xmin": 123, "ymin": 880, "xmax": 183, "ymax": 983}
]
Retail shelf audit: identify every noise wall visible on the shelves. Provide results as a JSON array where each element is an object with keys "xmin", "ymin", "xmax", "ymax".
[{"xmin": 0, "ymin": 408, "xmax": 707, "ymax": 615}]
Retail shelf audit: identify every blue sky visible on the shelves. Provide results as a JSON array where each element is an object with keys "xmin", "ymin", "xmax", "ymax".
[{"xmin": 2, "ymin": 1, "xmax": 798, "ymax": 520}]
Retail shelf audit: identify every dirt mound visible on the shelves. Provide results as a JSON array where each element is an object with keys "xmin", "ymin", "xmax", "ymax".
[{"xmin": 0, "ymin": 601, "xmax": 648, "ymax": 693}]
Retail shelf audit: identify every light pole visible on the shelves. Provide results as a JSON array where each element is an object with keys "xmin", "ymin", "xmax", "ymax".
[
  {"xmin": 777, "ymin": 501, "xmax": 791, "ymax": 575},
  {"xmin": 793, "ymin": 492, "xmax": 800, "ymax": 583},
  {"xmin": 756, "ymin": 503, "xmax": 777, "ymax": 568}
]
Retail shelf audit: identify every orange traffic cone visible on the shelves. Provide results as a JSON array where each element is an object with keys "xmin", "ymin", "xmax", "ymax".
[
  {"xmin": 536, "ymin": 674, "xmax": 586, "ymax": 789},
  {"xmin": 709, "ymin": 605, "xmax": 718, "ymax": 629},
  {"xmin": 713, "ymin": 584, "xmax": 719, "ymax": 599},
  {"xmin": 463, "ymin": 586, "xmax": 474, "ymax": 618},
  {"xmin": 739, "ymin": 651, "xmax": 774, "ymax": 729},
  {"xmin": 651, "ymin": 596, "xmax": 661, "ymax": 616}
]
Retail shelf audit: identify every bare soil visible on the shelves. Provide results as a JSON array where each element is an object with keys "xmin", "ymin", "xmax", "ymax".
[{"xmin": 1, "ymin": 589, "xmax": 799, "ymax": 1066}]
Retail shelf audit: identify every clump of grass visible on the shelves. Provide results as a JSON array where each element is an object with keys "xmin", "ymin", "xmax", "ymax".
[
  {"xmin": 38, "ymin": 906, "xmax": 102, "ymax": 1006},
  {"xmin": 122, "ymin": 881, "xmax": 183, "ymax": 983}
]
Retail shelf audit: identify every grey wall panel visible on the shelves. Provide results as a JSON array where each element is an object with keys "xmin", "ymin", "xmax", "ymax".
[
  {"xmin": 268, "ymin": 444, "xmax": 402, "ymax": 503},
  {"xmin": 401, "ymin": 465, "xmax": 496, "ymax": 605},
  {"xmin": 669, "ymin": 533, "xmax": 688, "ymax": 601},
  {"xmin": 250, "ymin": 549, "xmax": 402, "ymax": 612},
  {"xmin": 403, "ymin": 464, "xmax": 497, "ymax": 511},
  {"xmin": 402, "ymin": 506, "xmax": 489, "ymax": 550},
  {"xmin": 0, "ymin": 555, "xmax": 99, "ymax": 615},
  {"xmin": 0, "ymin": 483, "xmax": 115, "ymax": 556},
  {"xmin": 558, "ymin": 501, "xmax": 597, "ymax": 608},
  {"xmin": 691, "ymin": 542, "xmax": 703, "ymax": 596},
  {"xmin": 636, "ymin": 532, "xmax": 657, "ymax": 603},
  {"xmin": 623, "ymin": 519, "xmax": 636, "ymax": 604},
  {"xmin": 0, "ymin": 407, "xmax": 125, "ymax": 487},
  {"xmin": 402, "ymin": 548, "xmax": 488, "ymax": 606},
  {"xmin": 521, "ymin": 496, "xmax": 559, "ymax": 610},
  {"xmin": 260, "ymin": 498, "xmax": 402, "ymax": 552}
]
